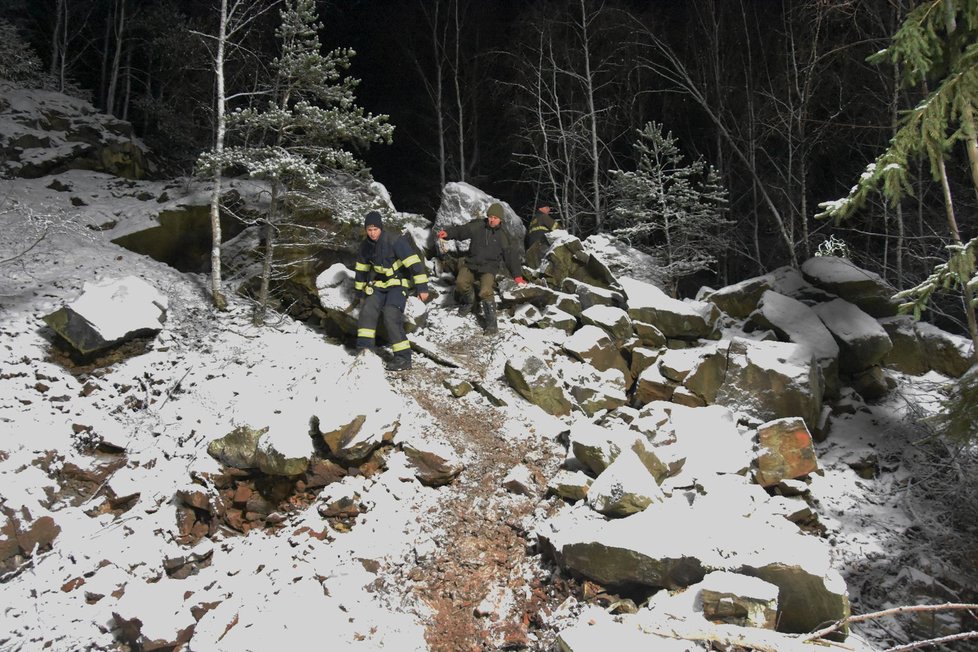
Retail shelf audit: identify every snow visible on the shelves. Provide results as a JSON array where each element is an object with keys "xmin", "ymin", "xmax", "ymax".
[{"xmin": 0, "ymin": 84, "xmax": 972, "ymax": 652}]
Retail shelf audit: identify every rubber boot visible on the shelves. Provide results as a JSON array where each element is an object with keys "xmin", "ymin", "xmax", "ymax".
[
  {"xmin": 457, "ymin": 289, "xmax": 475, "ymax": 316},
  {"xmin": 483, "ymin": 301, "xmax": 498, "ymax": 334}
]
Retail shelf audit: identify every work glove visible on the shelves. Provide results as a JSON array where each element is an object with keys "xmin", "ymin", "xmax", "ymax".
[
  {"xmin": 514, "ymin": 276, "xmax": 527, "ymax": 286},
  {"xmin": 437, "ymin": 230, "xmax": 447, "ymax": 239}
]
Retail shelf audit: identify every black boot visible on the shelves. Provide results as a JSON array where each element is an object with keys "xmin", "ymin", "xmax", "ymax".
[
  {"xmin": 483, "ymin": 301, "xmax": 498, "ymax": 334},
  {"xmin": 457, "ymin": 289, "xmax": 475, "ymax": 316},
  {"xmin": 385, "ymin": 355, "xmax": 412, "ymax": 372}
]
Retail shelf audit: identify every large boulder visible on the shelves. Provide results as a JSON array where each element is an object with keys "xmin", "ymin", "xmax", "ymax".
[
  {"xmin": 800, "ymin": 256, "xmax": 898, "ymax": 317},
  {"xmin": 256, "ymin": 427, "xmax": 313, "ymax": 476},
  {"xmin": 879, "ymin": 315, "xmax": 929, "ymax": 375},
  {"xmin": 540, "ymin": 232, "xmax": 621, "ymax": 290},
  {"xmin": 539, "ymin": 496, "xmax": 850, "ymax": 634},
  {"xmin": 582, "ymin": 233, "xmax": 664, "ymax": 286},
  {"xmin": 43, "ymin": 275, "xmax": 168, "ymax": 356},
  {"xmin": 432, "ymin": 181, "xmax": 524, "ymax": 249},
  {"xmin": 580, "ymin": 305, "xmax": 633, "ymax": 345},
  {"xmin": 917, "ymin": 322, "xmax": 974, "ymax": 378},
  {"xmin": 812, "ymin": 298, "xmax": 892, "ymax": 374},
  {"xmin": 620, "ymin": 276, "xmax": 720, "ymax": 340},
  {"xmin": 747, "ymin": 290, "xmax": 839, "ymax": 395},
  {"xmin": 586, "ymin": 447, "xmax": 666, "ymax": 517},
  {"xmin": 714, "ymin": 339, "xmax": 824, "ymax": 432},
  {"xmin": 504, "ymin": 347, "xmax": 573, "ymax": 416},
  {"xmin": 207, "ymin": 425, "xmax": 267, "ymax": 469},
  {"xmin": 706, "ymin": 276, "xmax": 772, "ymax": 320},
  {"xmin": 753, "ymin": 417, "xmax": 819, "ymax": 488},
  {"xmin": 0, "ymin": 81, "xmax": 154, "ymax": 179},
  {"xmin": 562, "ymin": 325, "xmax": 632, "ymax": 385}
]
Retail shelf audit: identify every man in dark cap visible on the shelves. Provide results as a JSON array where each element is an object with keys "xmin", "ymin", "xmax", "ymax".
[
  {"xmin": 437, "ymin": 202, "xmax": 525, "ymax": 334},
  {"xmin": 353, "ymin": 211, "xmax": 429, "ymax": 371}
]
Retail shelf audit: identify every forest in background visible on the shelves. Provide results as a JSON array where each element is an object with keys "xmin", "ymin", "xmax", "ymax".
[{"xmin": 1, "ymin": 0, "xmax": 976, "ymax": 334}]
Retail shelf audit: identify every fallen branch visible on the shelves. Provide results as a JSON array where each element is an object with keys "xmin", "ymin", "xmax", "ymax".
[
  {"xmin": 886, "ymin": 629, "xmax": 978, "ymax": 651},
  {"xmin": 806, "ymin": 603, "xmax": 978, "ymax": 644}
]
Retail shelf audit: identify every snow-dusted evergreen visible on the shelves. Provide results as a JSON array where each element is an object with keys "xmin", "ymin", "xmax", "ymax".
[{"xmin": 608, "ymin": 122, "xmax": 730, "ymax": 294}]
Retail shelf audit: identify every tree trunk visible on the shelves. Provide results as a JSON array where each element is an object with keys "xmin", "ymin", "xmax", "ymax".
[
  {"xmin": 50, "ymin": 0, "xmax": 64, "ymax": 80},
  {"xmin": 452, "ymin": 0, "xmax": 465, "ymax": 182},
  {"xmin": 936, "ymin": 156, "xmax": 978, "ymax": 355},
  {"xmin": 106, "ymin": 0, "xmax": 126, "ymax": 116},
  {"xmin": 255, "ymin": 183, "xmax": 279, "ymax": 326},
  {"xmin": 208, "ymin": 0, "xmax": 230, "ymax": 311},
  {"xmin": 580, "ymin": 0, "xmax": 602, "ymax": 232}
]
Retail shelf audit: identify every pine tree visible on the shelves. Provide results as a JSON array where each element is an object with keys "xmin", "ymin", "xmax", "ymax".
[
  {"xmin": 817, "ymin": 0, "xmax": 978, "ymax": 359},
  {"xmin": 607, "ymin": 122, "xmax": 730, "ymax": 295},
  {"xmin": 198, "ymin": 0, "xmax": 393, "ymax": 325}
]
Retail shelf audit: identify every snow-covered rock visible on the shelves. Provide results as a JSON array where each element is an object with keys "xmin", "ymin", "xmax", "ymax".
[
  {"xmin": 812, "ymin": 298, "xmax": 892, "ymax": 374},
  {"xmin": 620, "ymin": 276, "xmax": 720, "ymax": 340},
  {"xmin": 801, "ymin": 255, "xmax": 898, "ymax": 318}
]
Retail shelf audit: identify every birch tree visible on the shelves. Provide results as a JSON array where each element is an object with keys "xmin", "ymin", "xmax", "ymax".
[{"xmin": 199, "ymin": 0, "xmax": 392, "ymax": 325}]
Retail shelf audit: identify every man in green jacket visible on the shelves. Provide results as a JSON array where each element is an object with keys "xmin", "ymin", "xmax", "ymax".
[{"xmin": 437, "ymin": 202, "xmax": 526, "ymax": 334}]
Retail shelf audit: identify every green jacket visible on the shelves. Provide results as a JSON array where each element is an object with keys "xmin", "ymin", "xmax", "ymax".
[{"xmin": 443, "ymin": 219, "xmax": 522, "ymax": 277}]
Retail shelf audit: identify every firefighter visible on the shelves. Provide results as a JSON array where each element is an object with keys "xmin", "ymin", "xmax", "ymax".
[
  {"xmin": 437, "ymin": 202, "xmax": 525, "ymax": 334},
  {"xmin": 524, "ymin": 205, "xmax": 558, "ymax": 269},
  {"xmin": 354, "ymin": 211, "xmax": 429, "ymax": 371}
]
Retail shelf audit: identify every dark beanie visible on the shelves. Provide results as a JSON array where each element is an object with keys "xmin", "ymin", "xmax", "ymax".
[
  {"xmin": 364, "ymin": 211, "xmax": 383, "ymax": 229},
  {"xmin": 487, "ymin": 202, "xmax": 504, "ymax": 219}
]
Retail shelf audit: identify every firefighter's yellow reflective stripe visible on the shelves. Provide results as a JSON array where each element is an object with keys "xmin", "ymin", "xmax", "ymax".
[
  {"xmin": 371, "ymin": 264, "xmax": 392, "ymax": 275},
  {"xmin": 402, "ymin": 254, "xmax": 421, "ymax": 267},
  {"xmin": 372, "ymin": 278, "xmax": 405, "ymax": 289},
  {"xmin": 391, "ymin": 340, "xmax": 411, "ymax": 353},
  {"xmin": 355, "ymin": 262, "xmax": 371, "ymax": 272},
  {"xmin": 354, "ymin": 281, "xmax": 366, "ymax": 291},
  {"xmin": 357, "ymin": 328, "xmax": 376, "ymax": 339},
  {"xmin": 412, "ymin": 274, "xmax": 429, "ymax": 285},
  {"xmin": 530, "ymin": 225, "xmax": 549, "ymax": 233}
]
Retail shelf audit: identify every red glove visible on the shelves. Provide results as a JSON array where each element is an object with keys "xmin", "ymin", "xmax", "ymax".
[
  {"xmin": 437, "ymin": 230, "xmax": 447, "ymax": 239},
  {"xmin": 514, "ymin": 276, "xmax": 527, "ymax": 286}
]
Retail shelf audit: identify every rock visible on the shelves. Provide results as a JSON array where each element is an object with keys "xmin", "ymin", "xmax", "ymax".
[
  {"xmin": 587, "ymin": 448, "xmax": 666, "ymax": 517},
  {"xmin": 562, "ymin": 325, "xmax": 632, "ymax": 385},
  {"xmin": 633, "ymin": 364, "xmax": 676, "ymax": 406},
  {"xmin": 682, "ymin": 341, "xmax": 730, "ymax": 405},
  {"xmin": 879, "ymin": 315, "xmax": 929, "ymax": 375},
  {"xmin": 851, "ymin": 365, "xmax": 890, "ymax": 401},
  {"xmin": 443, "ymin": 377, "xmax": 474, "ymax": 397},
  {"xmin": 561, "ymin": 278, "xmax": 626, "ymax": 310},
  {"xmin": 568, "ymin": 367, "xmax": 628, "ymax": 418},
  {"xmin": 256, "ymin": 427, "xmax": 312, "ymax": 476},
  {"xmin": 315, "ymin": 355, "xmax": 401, "ymax": 463},
  {"xmin": 580, "ymin": 305, "xmax": 632, "ymax": 344},
  {"xmin": 537, "ymin": 305, "xmax": 578, "ymax": 333},
  {"xmin": 800, "ymin": 256, "xmax": 898, "ymax": 317},
  {"xmin": 402, "ymin": 440, "xmax": 464, "ymax": 487},
  {"xmin": 706, "ymin": 276, "xmax": 772, "ymax": 319},
  {"xmin": 764, "ymin": 265, "xmax": 836, "ymax": 304},
  {"xmin": 504, "ymin": 347, "xmax": 572, "ymax": 416},
  {"xmin": 502, "ymin": 464, "xmax": 539, "ymax": 496},
  {"xmin": 540, "ymin": 495, "xmax": 849, "ymax": 633},
  {"xmin": 43, "ymin": 275, "xmax": 168, "ymax": 355},
  {"xmin": 207, "ymin": 425, "xmax": 267, "ymax": 470},
  {"xmin": 315, "ymin": 263, "xmax": 361, "ymax": 337},
  {"xmin": 747, "ymin": 290, "xmax": 839, "ymax": 395},
  {"xmin": 632, "ymin": 320, "xmax": 667, "ymax": 348},
  {"xmin": 714, "ymin": 338, "xmax": 824, "ymax": 433},
  {"xmin": 432, "ymin": 181, "xmax": 525, "ymax": 247},
  {"xmin": 699, "ymin": 571, "xmax": 779, "ymax": 629},
  {"xmin": 541, "ymin": 232, "xmax": 620, "ymax": 290},
  {"xmin": 754, "ymin": 417, "xmax": 819, "ymax": 488},
  {"xmin": 628, "ymin": 346, "xmax": 661, "ymax": 379},
  {"xmin": 569, "ymin": 420, "xmax": 636, "ymax": 476},
  {"xmin": 582, "ymin": 233, "xmax": 665, "ymax": 286},
  {"xmin": 620, "ymin": 276, "xmax": 720, "ymax": 340},
  {"xmin": 511, "ymin": 303, "xmax": 544, "ymax": 326},
  {"xmin": 112, "ymin": 580, "xmax": 196, "ymax": 651},
  {"xmin": 917, "ymin": 322, "xmax": 974, "ymax": 378},
  {"xmin": 0, "ymin": 82, "xmax": 154, "ymax": 179},
  {"xmin": 811, "ymin": 298, "xmax": 892, "ymax": 373},
  {"xmin": 548, "ymin": 470, "xmax": 593, "ymax": 501}
]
